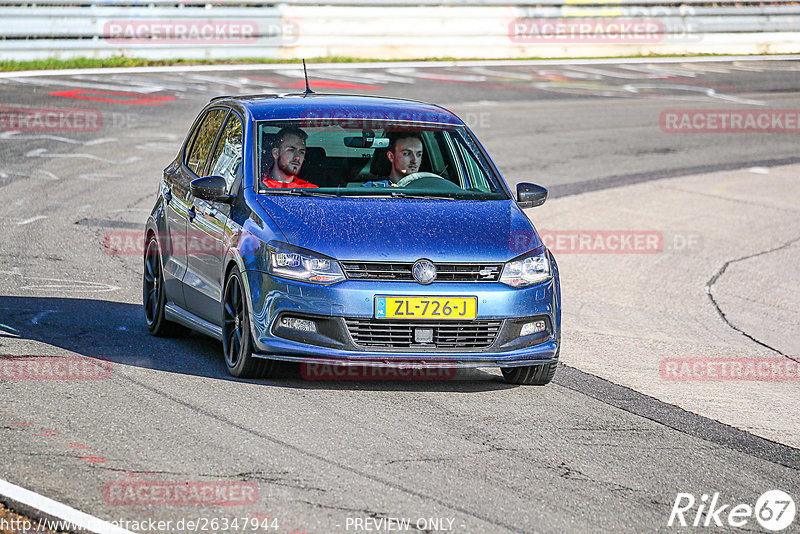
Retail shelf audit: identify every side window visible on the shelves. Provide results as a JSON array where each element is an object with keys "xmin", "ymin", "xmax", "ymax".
[
  {"xmin": 456, "ymin": 143, "xmax": 485, "ymax": 190},
  {"xmin": 183, "ymin": 123, "xmax": 201, "ymax": 167},
  {"xmin": 185, "ymin": 109, "xmax": 227, "ymax": 176},
  {"xmin": 453, "ymin": 134, "xmax": 491, "ymax": 191},
  {"xmin": 428, "ymin": 131, "xmax": 457, "ymax": 180},
  {"xmin": 207, "ymin": 113, "xmax": 243, "ymax": 192}
]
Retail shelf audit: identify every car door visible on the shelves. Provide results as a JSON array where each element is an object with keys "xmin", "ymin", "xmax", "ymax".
[
  {"xmin": 183, "ymin": 110, "xmax": 244, "ymax": 325},
  {"xmin": 160, "ymin": 110, "xmax": 220, "ymax": 307},
  {"xmin": 173, "ymin": 107, "xmax": 228, "ymax": 316}
]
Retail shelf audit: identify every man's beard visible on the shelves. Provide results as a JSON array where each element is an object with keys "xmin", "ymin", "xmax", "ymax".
[{"xmin": 278, "ymin": 158, "xmax": 301, "ymax": 177}]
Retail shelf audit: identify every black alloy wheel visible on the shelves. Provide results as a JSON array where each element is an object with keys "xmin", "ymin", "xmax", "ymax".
[
  {"xmin": 222, "ymin": 268, "xmax": 273, "ymax": 378},
  {"xmin": 143, "ymin": 235, "xmax": 189, "ymax": 337}
]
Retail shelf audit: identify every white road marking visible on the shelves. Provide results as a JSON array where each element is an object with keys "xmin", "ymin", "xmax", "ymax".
[
  {"xmin": 126, "ymin": 132, "xmax": 180, "ymax": 140},
  {"xmin": 0, "ymin": 477, "xmax": 134, "ymax": 534},
  {"xmin": 70, "ymin": 73, "xmax": 175, "ymax": 92},
  {"xmin": 678, "ymin": 63, "xmax": 733, "ymax": 74},
  {"xmin": 188, "ymin": 73, "xmax": 248, "ymax": 88},
  {"xmin": 25, "ymin": 148, "xmax": 140, "ymax": 164},
  {"xmin": 0, "ymin": 324, "xmax": 21, "ymax": 337},
  {"xmin": 463, "ymin": 66, "xmax": 536, "ymax": 80},
  {"xmin": 236, "ymin": 77, "xmax": 279, "ymax": 88},
  {"xmin": 134, "ymin": 141, "xmax": 178, "ymax": 151},
  {"xmin": 39, "ymin": 170, "xmax": 60, "ymax": 181},
  {"xmin": 20, "ymin": 279, "xmax": 121, "ymax": 293},
  {"xmin": 0, "ymin": 270, "xmax": 120, "ymax": 293},
  {"xmin": 618, "ymin": 64, "xmax": 698, "ymax": 78},
  {"xmin": 315, "ymin": 68, "xmax": 411, "ymax": 84},
  {"xmin": 7, "ymin": 76, "xmax": 168, "ymax": 93},
  {"xmin": 1, "ymin": 55, "xmax": 798, "ymax": 79},
  {"xmin": 0, "ymin": 132, "xmax": 116, "ymax": 146},
  {"xmin": 16, "ymin": 215, "xmax": 47, "ymax": 225},
  {"xmin": 622, "ymin": 83, "xmax": 765, "ymax": 106},
  {"xmin": 78, "ymin": 173, "xmax": 124, "ymax": 182},
  {"xmin": 566, "ymin": 65, "xmax": 659, "ymax": 79},
  {"xmin": 387, "ymin": 68, "xmax": 487, "ymax": 82}
]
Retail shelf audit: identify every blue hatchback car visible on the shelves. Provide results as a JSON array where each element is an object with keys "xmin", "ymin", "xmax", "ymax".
[{"xmin": 144, "ymin": 93, "xmax": 561, "ymax": 385}]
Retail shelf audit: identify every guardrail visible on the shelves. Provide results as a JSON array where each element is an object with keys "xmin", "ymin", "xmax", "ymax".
[{"xmin": 2, "ymin": 1, "xmax": 800, "ymax": 61}]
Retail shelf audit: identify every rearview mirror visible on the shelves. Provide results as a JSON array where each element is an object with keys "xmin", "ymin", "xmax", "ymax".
[
  {"xmin": 190, "ymin": 176, "xmax": 234, "ymax": 204},
  {"xmin": 516, "ymin": 183, "xmax": 548, "ymax": 208},
  {"xmin": 344, "ymin": 131, "xmax": 389, "ymax": 149}
]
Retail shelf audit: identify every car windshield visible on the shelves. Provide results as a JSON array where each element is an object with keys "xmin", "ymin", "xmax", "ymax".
[{"xmin": 255, "ymin": 119, "xmax": 508, "ymax": 200}]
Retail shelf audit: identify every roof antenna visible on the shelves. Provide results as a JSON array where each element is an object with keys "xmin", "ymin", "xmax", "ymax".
[{"xmin": 302, "ymin": 59, "xmax": 314, "ymax": 96}]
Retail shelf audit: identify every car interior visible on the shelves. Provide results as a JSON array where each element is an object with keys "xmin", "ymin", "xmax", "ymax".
[
  {"xmin": 254, "ymin": 122, "xmax": 503, "ymax": 197},
  {"xmin": 257, "ymin": 126, "xmax": 457, "ymax": 190}
]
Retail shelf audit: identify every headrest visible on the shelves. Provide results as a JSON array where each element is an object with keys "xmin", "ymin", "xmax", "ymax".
[
  {"xmin": 304, "ymin": 146, "xmax": 326, "ymax": 164},
  {"xmin": 260, "ymin": 133, "xmax": 277, "ymax": 175},
  {"xmin": 369, "ymin": 147, "xmax": 391, "ymax": 176}
]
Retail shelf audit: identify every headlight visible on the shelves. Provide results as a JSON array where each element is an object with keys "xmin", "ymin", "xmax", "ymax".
[
  {"xmin": 267, "ymin": 243, "xmax": 345, "ymax": 285},
  {"xmin": 500, "ymin": 250, "xmax": 551, "ymax": 288}
]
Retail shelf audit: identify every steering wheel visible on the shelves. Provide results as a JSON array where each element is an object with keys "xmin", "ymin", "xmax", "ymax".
[{"xmin": 396, "ymin": 172, "xmax": 460, "ymax": 190}]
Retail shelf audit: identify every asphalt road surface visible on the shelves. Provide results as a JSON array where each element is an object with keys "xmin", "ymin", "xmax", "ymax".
[{"xmin": 0, "ymin": 58, "xmax": 799, "ymax": 534}]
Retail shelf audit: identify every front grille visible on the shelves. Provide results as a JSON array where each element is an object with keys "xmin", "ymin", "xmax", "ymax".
[
  {"xmin": 345, "ymin": 318, "xmax": 502, "ymax": 349},
  {"xmin": 341, "ymin": 262, "xmax": 502, "ymax": 282}
]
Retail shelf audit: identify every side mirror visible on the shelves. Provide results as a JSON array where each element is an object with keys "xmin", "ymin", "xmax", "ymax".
[
  {"xmin": 191, "ymin": 176, "xmax": 234, "ymax": 204},
  {"xmin": 516, "ymin": 183, "xmax": 548, "ymax": 208}
]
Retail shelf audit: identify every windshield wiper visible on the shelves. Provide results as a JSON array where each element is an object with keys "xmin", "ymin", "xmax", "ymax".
[
  {"xmin": 388, "ymin": 191, "xmax": 455, "ymax": 200},
  {"xmin": 261, "ymin": 189, "xmax": 341, "ymax": 197}
]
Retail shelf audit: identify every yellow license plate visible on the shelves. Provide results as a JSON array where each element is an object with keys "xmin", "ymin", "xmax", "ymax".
[{"xmin": 375, "ymin": 296, "xmax": 477, "ymax": 320}]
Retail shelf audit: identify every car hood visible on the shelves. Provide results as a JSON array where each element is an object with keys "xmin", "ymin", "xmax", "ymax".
[{"xmin": 256, "ymin": 196, "xmax": 541, "ymax": 262}]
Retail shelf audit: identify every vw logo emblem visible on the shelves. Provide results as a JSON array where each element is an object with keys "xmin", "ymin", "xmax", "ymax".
[{"xmin": 412, "ymin": 259, "xmax": 437, "ymax": 285}]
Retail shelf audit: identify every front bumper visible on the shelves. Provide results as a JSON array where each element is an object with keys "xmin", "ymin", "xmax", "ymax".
[
  {"xmin": 253, "ymin": 344, "xmax": 559, "ymax": 369},
  {"xmin": 243, "ymin": 274, "xmax": 560, "ymax": 369}
]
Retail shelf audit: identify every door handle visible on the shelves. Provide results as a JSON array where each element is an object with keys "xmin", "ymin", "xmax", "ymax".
[{"xmin": 188, "ymin": 206, "xmax": 196, "ymax": 222}]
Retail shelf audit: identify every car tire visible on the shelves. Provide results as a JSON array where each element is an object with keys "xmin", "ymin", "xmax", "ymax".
[
  {"xmin": 502, "ymin": 329, "xmax": 560, "ymax": 386},
  {"xmin": 222, "ymin": 268, "xmax": 274, "ymax": 378},
  {"xmin": 143, "ymin": 234, "xmax": 191, "ymax": 337},
  {"xmin": 501, "ymin": 361, "xmax": 558, "ymax": 385}
]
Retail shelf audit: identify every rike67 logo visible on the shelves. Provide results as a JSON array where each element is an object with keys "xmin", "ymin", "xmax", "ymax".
[{"xmin": 668, "ymin": 490, "xmax": 795, "ymax": 531}]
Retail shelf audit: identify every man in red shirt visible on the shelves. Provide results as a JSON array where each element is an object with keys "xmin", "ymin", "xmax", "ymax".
[{"xmin": 261, "ymin": 127, "xmax": 318, "ymax": 188}]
